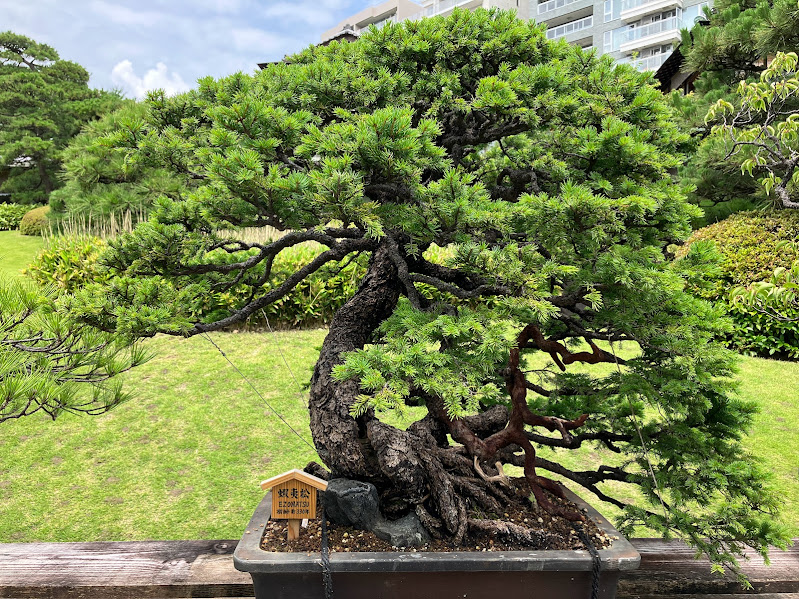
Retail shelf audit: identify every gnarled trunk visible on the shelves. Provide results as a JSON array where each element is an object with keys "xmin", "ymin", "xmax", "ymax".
[{"xmin": 308, "ymin": 241, "xmax": 401, "ymax": 480}]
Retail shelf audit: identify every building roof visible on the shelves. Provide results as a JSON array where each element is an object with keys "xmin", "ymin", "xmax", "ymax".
[
  {"xmin": 260, "ymin": 469, "xmax": 329, "ymax": 491},
  {"xmin": 654, "ymin": 45, "xmax": 685, "ymax": 91}
]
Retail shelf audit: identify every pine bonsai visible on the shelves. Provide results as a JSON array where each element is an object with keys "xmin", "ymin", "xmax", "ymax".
[
  {"xmin": 69, "ymin": 9, "xmax": 788, "ymax": 573},
  {"xmin": 0, "ymin": 279, "xmax": 148, "ymax": 423}
]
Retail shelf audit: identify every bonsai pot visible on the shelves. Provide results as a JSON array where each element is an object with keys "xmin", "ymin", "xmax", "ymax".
[{"xmin": 234, "ymin": 488, "xmax": 640, "ymax": 599}]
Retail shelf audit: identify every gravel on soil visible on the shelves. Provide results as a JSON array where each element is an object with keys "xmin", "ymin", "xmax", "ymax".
[{"xmin": 260, "ymin": 478, "xmax": 613, "ymax": 554}]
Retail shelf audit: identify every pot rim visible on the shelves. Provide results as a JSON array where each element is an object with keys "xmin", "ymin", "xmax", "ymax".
[{"xmin": 234, "ymin": 486, "xmax": 641, "ymax": 574}]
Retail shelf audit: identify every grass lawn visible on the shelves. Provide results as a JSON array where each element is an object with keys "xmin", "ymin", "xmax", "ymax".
[
  {"xmin": 0, "ymin": 330, "xmax": 326, "ymax": 541},
  {"xmin": 0, "ymin": 326, "xmax": 797, "ymax": 542},
  {"xmin": 0, "ymin": 230, "xmax": 43, "ymax": 278}
]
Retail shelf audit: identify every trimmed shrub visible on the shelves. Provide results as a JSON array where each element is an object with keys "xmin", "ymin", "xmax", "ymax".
[
  {"xmin": 19, "ymin": 206, "xmax": 51, "ymax": 236},
  {"xmin": 0, "ymin": 203, "xmax": 30, "ymax": 231},
  {"xmin": 25, "ymin": 235, "xmax": 109, "ymax": 292},
  {"xmin": 678, "ymin": 210, "xmax": 799, "ymax": 358}
]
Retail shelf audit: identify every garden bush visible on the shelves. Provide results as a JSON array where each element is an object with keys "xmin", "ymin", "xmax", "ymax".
[
  {"xmin": 199, "ymin": 243, "xmax": 366, "ymax": 329},
  {"xmin": 25, "ymin": 235, "xmax": 109, "ymax": 292},
  {"xmin": 19, "ymin": 205, "xmax": 51, "ymax": 236},
  {"xmin": 678, "ymin": 210, "xmax": 799, "ymax": 357},
  {"xmin": 0, "ymin": 203, "xmax": 29, "ymax": 230}
]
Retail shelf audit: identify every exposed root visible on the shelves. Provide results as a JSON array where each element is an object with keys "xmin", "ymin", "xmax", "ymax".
[
  {"xmin": 473, "ymin": 455, "xmax": 510, "ymax": 485},
  {"xmin": 454, "ymin": 498, "xmax": 469, "ymax": 546},
  {"xmin": 415, "ymin": 504, "xmax": 443, "ymax": 540},
  {"xmin": 468, "ymin": 518, "xmax": 563, "ymax": 549},
  {"xmin": 452, "ymin": 475, "xmax": 503, "ymax": 514}
]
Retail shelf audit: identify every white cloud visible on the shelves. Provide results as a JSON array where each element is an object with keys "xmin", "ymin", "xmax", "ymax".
[
  {"xmin": 90, "ymin": 1, "xmax": 165, "ymax": 27},
  {"xmin": 111, "ymin": 60, "xmax": 191, "ymax": 100}
]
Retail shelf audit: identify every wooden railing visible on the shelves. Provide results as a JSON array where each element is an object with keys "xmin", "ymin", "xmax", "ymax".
[{"xmin": 0, "ymin": 538, "xmax": 797, "ymax": 598}]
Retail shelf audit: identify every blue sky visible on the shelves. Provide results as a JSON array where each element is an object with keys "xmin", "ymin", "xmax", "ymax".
[{"xmin": 2, "ymin": 1, "xmax": 384, "ymax": 99}]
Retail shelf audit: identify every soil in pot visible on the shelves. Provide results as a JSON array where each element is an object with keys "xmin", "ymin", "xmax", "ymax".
[{"xmin": 260, "ymin": 478, "xmax": 613, "ymax": 553}]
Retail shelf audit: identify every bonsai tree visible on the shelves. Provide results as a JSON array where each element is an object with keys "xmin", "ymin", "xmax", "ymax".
[
  {"xmin": 49, "ymin": 100, "xmax": 187, "ymax": 223},
  {"xmin": 69, "ymin": 9, "xmax": 787, "ymax": 571},
  {"xmin": 0, "ymin": 279, "xmax": 148, "ymax": 423}
]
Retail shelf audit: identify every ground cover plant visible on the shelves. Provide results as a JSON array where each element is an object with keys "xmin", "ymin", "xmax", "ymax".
[{"xmin": 57, "ymin": 8, "xmax": 791, "ymax": 575}]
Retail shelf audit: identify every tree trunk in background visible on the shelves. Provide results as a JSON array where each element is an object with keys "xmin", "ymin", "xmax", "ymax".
[{"xmin": 37, "ymin": 160, "xmax": 53, "ymax": 196}]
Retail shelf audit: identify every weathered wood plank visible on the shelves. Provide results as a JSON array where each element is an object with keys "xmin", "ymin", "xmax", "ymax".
[
  {"xmin": 626, "ymin": 595, "xmax": 799, "ymax": 599},
  {"xmin": 618, "ymin": 539, "xmax": 799, "ymax": 597},
  {"xmin": 0, "ymin": 538, "xmax": 796, "ymax": 598},
  {"xmin": 0, "ymin": 540, "xmax": 252, "ymax": 598}
]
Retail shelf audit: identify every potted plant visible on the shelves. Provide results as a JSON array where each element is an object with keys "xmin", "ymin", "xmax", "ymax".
[
  {"xmin": 234, "ymin": 483, "xmax": 640, "ymax": 599},
  {"xmin": 72, "ymin": 7, "xmax": 787, "ymax": 595}
]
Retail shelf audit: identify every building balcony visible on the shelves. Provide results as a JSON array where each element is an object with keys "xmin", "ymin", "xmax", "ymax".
[
  {"xmin": 535, "ymin": 0, "xmax": 594, "ymax": 25},
  {"xmin": 618, "ymin": 16, "xmax": 682, "ymax": 52},
  {"xmin": 620, "ymin": 0, "xmax": 682, "ymax": 22},
  {"xmin": 546, "ymin": 14, "xmax": 594, "ymax": 41},
  {"xmin": 409, "ymin": 0, "xmax": 484, "ymax": 19},
  {"xmin": 536, "ymin": 0, "xmax": 582, "ymax": 17},
  {"xmin": 618, "ymin": 51, "xmax": 671, "ymax": 71}
]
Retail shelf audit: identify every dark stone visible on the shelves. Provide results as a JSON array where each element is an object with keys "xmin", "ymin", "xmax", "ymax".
[
  {"xmin": 323, "ymin": 479, "xmax": 380, "ymax": 529},
  {"xmin": 322, "ymin": 478, "xmax": 431, "ymax": 548},
  {"xmin": 373, "ymin": 512, "xmax": 431, "ymax": 548}
]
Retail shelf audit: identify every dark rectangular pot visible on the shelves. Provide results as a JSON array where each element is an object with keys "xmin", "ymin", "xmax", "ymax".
[{"xmin": 234, "ymin": 489, "xmax": 640, "ymax": 599}]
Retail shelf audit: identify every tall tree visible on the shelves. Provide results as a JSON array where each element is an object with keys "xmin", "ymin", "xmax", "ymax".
[
  {"xmin": 682, "ymin": 0, "xmax": 799, "ymax": 79},
  {"xmin": 707, "ymin": 51, "xmax": 799, "ymax": 209},
  {"xmin": 0, "ymin": 32, "xmax": 122, "ymax": 204},
  {"xmin": 70, "ymin": 10, "xmax": 787, "ymax": 573}
]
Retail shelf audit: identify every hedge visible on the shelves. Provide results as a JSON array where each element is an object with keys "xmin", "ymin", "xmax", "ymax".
[
  {"xmin": 19, "ymin": 205, "xmax": 51, "ymax": 236},
  {"xmin": 678, "ymin": 210, "xmax": 799, "ymax": 358}
]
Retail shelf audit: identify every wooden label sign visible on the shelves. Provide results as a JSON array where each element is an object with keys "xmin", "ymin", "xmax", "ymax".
[
  {"xmin": 260, "ymin": 469, "xmax": 328, "ymax": 540},
  {"xmin": 272, "ymin": 480, "xmax": 316, "ymax": 519}
]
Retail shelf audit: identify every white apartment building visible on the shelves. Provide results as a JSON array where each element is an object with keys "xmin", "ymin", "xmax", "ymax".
[
  {"xmin": 321, "ymin": 1, "xmax": 529, "ymax": 45},
  {"xmin": 320, "ymin": 0, "xmax": 710, "ymax": 76}
]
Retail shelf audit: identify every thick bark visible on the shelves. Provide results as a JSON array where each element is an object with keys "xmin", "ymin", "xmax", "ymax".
[{"xmin": 308, "ymin": 241, "xmax": 401, "ymax": 479}]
